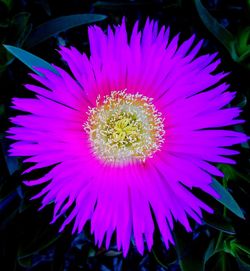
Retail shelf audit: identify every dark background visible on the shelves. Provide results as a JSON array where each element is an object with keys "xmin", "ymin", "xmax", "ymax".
[{"xmin": 0, "ymin": 0, "xmax": 249, "ymax": 270}]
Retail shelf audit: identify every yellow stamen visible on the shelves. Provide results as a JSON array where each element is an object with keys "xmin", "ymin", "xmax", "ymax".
[{"xmin": 84, "ymin": 90, "xmax": 165, "ymax": 165}]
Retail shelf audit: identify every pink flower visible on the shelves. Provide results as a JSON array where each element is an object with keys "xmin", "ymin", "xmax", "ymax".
[{"xmin": 7, "ymin": 18, "xmax": 247, "ymax": 256}]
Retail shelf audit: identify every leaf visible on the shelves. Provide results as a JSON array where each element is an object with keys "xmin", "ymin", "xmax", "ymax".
[
  {"xmin": 113, "ymin": 258, "xmax": 123, "ymax": 271},
  {"xmin": 235, "ymin": 126, "xmax": 250, "ymax": 149},
  {"xmin": 10, "ymin": 12, "xmax": 32, "ymax": 46},
  {"xmin": 34, "ymin": 0, "xmax": 51, "ymax": 16},
  {"xmin": 0, "ymin": 0, "xmax": 13, "ymax": 10},
  {"xmin": 205, "ymin": 236, "xmax": 237, "ymax": 270},
  {"xmin": 213, "ymin": 252, "xmax": 235, "ymax": 271},
  {"xmin": 237, "ymin": 94, "xmax": 247, "ymax": 108},
  {"xmin": 71, "ymin": 232, "xmax": 89, "ymax": 250},
  {"xmin": 226, "ymin": 239, "xmax": 250, "ymax": 271},
  {"xmin": 3, "ymin": 45, "xmax": 58, "ymax": 75},
  {"xmin": 235, "ymin": 243, "xmax": 250, "ymax": 257},
  {"xmin": 219, "ymin": 164, "xmax": 250, "ymax": 184},
  {"xmin": 204, "ymin": 215, "xmax": 235, "ymax": 235},
  {"xmin": 4, "ymin": 154, "xmax": 19, "ymax": 175},
  {"xmin": 0, "ymin": 12, "xmax": 31, "ymax": 72},
  {"xmin": 1, "ymin": 138, "xmax": 20, "ymax": 175},
  {"xmin": 93, "ymin": 0, "xmax": 179, "ymax": 9},
  {"xmin": 204, "ymin": 239, "xmax": 217, "ymax": 264},
  {"xmin": 173, "ymin": 227, "xmax": 206, "ymax": 271},
  {"xmin": 0, "ymin": 47, "xmax": 13, "ymax": 72},
  {"xmin": 226, "ymin": 239, "xmax": 250, "ymax": 260},
  {"xmin": 88, "ymin": 248, "xmax": 96, "ymax": 257},
  {"xmin": 0, "ymin": 190, "xmax": 18, "ymax": 214},
  {"xmin": 218, "ymin": 164, "xmax": 238, "ymax": 183},
  {"xmin": 0, "ymin": 180, "xmax": 23, "ymax": 230},
  {"xmin": 104, "ymin": 250, "xmax": 122, "ymax": 257},
  {"xmin": 93, "ymin": 1, "xmax": 148, "ymax": 8},
  {"xmin": 194, "ymin": 0, "xmax": 238, "ymax": 61},
  {"xmin": 236, "ymin": 27, "xmax": 250, "ymax": 62},
  {"xmin": 236, "ymin": 259, "xmax": 250, "ymax": 271},
  {"xmin": 237, "ymin": 27, "xmax": 250, "ymax": 53},
  {"xmin": 100, "ymin": 265, "xmax": 112, "ymax": 271},
  {"xmin": 211, "ymin": 179, "xmax": 244, "ymax": 219},
  {"xmin": 24, "ymin": 14, "xmax": 107, "ymax": 48},
  {"xmin": 0, "ymin": 104, "xmax": 4, "ymax": 115},
  {"xmin": 17, "ymin": 223, "xmax": 60, "ymax": 265}
]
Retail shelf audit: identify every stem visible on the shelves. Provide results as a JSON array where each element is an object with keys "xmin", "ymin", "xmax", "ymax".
[{"xmin": 152, "ymin": 249, "xmax": 169, "ymax": 270}]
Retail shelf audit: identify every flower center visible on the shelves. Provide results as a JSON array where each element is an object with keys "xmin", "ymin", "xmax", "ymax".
[{"xmin": 84, "ymin": 90, "xmax": 165, "ymax": 165}]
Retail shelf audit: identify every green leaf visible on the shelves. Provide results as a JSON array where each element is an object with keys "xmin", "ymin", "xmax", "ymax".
[
  {"xmin": 204, "ymin": 215, "xmax": 235, "ymax": 235},
  {"xmin": 219, "ymin": 164, "xmax": 250, "ymax": 184},
  {"xmin": 205, "ymin": 236, "xmax": 236, "ymax": 270},
  {"xmin": 24, "ymin": 14, "xmax": 107, "ymax": 48},
  {"xmin": 0, "ymin": 50, "xmax": 13, "ymax": 72},
  {"xmin": 1, "ymin": 137, "xmax": 20, "ymax": 175},
  {"xmin": 235, "ymin": 243, "xmax": 250, "ymax": 257},
  {"xmin": 152, "ymin": 249, "xmax": 170, "ymax": 270},
  {"xmin": 93, "ymin": 1, "xmax": 178, "ymax": 9},
  {"xmin": 218, "ymin": 164, "xmax": 238, "ymax": 183},
  {"xmin": 0, "ymin": 190, "xmax": 18, "ymax": 214},
  {"xmin": 34, "ymin": 0, "xmax": 51, "ymax": 16},
  {"xmin": 236, "ymin": 27, "xmax": 250, "ymax": 61},
  {"xmin": 17, "ymin": 221, "xmax": 60, "ymax": 267},
  {"xmin": 93, "ymin": 1, "xmax": 148, "ymax": 8},
  {"xmin": 3, "ymin": 45, "xmax": 58, "ymax": 75},
  {"xmin": 226, "ymin": 239, "xmax": 250, "ymax": 259},
  {"xmin": 88, "ymin": 248, "xmax": 96, "ymax": 257},
  {"xmin": 194, "ymin": 0, "xmax": 238, "ymax": 61},
  {"xmin": 11, "ymin": 12, "xmax": 32, "ymax": 46},
  {"xmin": 204, "ymin": 236, "xmax": 250, "ymax": 270},
  {"xmin": 236, "ymin": 259, "xmax": 250, "ymax": 271},
  {"xmin": 235, "ymin": 26, "xmax": 250, "ymax": 64},
  {"xmin": 211, "ymin": 179, "xmax": 244, "ymax": 219},
  {"xmin": 173, "ymin": 227, "xmax": 206, "ymax": 271},
  {"xmin": 237, "ymin": 94, "xmax": 247, "ymax": 108},
  {"xmin": 231, "ymin": 240, "xmax": 250, "ymax": 271},
  {"xmin": 17, "ymin": 209, "xmax": 62, "ymax": 267},
  {"xmin": 0, "ymin": 12, "xmax": 31, "ymax": 72},
  {"xmin": 235, "ymin": 126, "xmax": 250, "ymax": 149},
  {"xmin": 4, "ymin": 155, "xmax": 19, "ymax": 175},
  {"xmin": 204, "ymin": 235, "xmax": 235, "ymax": 265},
  {"xmin": 204, "ymin": 239, "xmax": 218, "ymax": 264},
  {"xmin": 213, "ymin": 252, "xmax": 235, "ymax": 271},
  {"xmin": 0, "ymin": 104, "xmax": 5, "ymax": 115},
  {"xmin": 0, "ymin": 0, "xmax": 13, "ymax": 10},
  {"xmin": 104, "ymin": 250, "xmax": 122, "ymax": 257}
]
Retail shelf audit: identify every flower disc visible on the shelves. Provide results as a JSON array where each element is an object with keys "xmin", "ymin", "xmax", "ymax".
[{"xmin": 84, "ymin": 90, "xmax": 165, "ymax": 165}]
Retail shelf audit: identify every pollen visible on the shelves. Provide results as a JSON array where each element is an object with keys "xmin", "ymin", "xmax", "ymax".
[{"xmin": 84, "ymin": 90, "xmax": 165, "ymax": 165}]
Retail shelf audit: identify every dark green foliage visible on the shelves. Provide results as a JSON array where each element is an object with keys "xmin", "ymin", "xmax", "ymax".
[
  {"xmin": 0, "ymin": 0, "xmax": 249, "ymax": 270},
  {"xmin": 24, "ymin": 14, "xmax": 107, "ymax": 48},
  {"xmin": 3, "ymin": 45, "xmax": 58, "ymax": 74}
]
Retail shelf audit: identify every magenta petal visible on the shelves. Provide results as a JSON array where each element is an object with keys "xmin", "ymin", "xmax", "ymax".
[{"xmin": 7, "ymin": 18, "xmax": 248, "ymax": 256}]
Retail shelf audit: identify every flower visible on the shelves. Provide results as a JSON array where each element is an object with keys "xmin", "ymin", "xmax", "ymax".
[{"xmin": 7, "ymin": 18, "xmax": 248, "ymax": 256}]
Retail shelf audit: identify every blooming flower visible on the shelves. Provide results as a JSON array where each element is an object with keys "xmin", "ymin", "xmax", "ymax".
[{"xmin": 7, "ymin": 18, "xmax": 247, "ymax": 256}]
